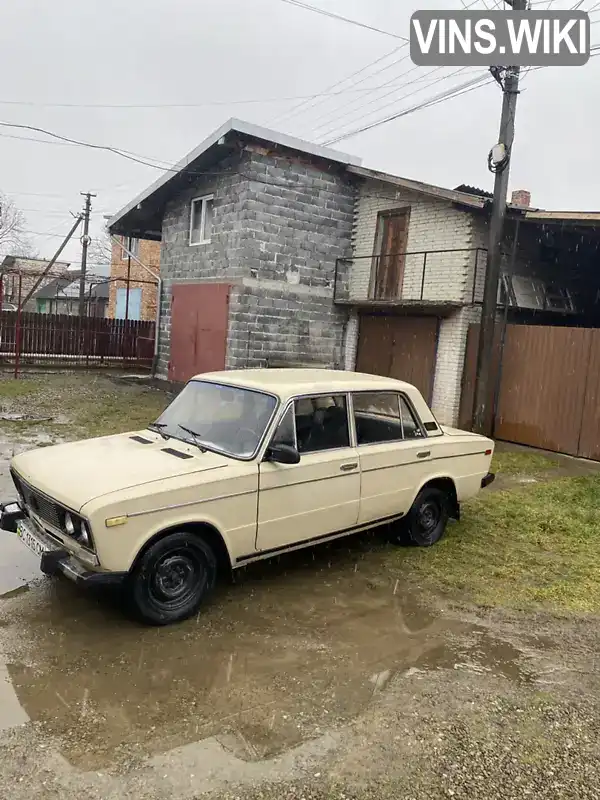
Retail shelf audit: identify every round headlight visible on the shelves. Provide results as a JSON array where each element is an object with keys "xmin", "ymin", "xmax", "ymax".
[{"xmin": 64, "ymin": 513, "xmax": 75, "ymax": 536}]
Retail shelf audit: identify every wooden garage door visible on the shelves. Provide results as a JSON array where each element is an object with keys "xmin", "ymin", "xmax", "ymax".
[
  {"xmin": 168, "ymin": 283, "xmax": 230, "ymax": 383},
  {"xmin": 356, "ymin": 315, "xmax": 439, "ymax": 403}
]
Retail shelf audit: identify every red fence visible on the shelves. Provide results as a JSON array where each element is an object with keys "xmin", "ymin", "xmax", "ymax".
[{"xmin": 0, "ymin": 311, "xmax": 155, "ymax": 373}]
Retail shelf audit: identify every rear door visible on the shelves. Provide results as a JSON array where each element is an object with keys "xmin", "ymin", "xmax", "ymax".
[
  {"xmin": 257, "ymin": 394, "xmax": 360, "ymax": 552},
  {"xmin": 352, "ymin": 391, "xmax": 430, "ymax": 525}
]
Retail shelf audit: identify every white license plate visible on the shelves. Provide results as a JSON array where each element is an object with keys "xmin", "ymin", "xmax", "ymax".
[{"xmin": 16, "ymin": 520, "xmax": 52, "ymax": 558}]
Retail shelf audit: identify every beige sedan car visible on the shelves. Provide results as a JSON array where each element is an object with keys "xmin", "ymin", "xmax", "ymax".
[{"xmin": 1, "ymin": 369, "xmax": 495, "ymax": 625}]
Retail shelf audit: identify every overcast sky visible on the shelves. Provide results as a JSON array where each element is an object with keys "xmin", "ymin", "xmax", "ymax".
[{"xmin": 0, "ymin": 0, "xmax": 598, "ymax": 266}]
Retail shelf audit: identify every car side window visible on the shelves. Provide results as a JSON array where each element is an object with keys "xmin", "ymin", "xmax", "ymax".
[
  {"xmin": 271, "ymin": 404, "xmax": 297, "ymax": 449},
  {"xmin": 353, "ymin": 392, "xmax": 404, "ymax": 445},
  {"xmin": 400, "ymin": 396, "xmax": 424, "ymax": 439},
  {"xmin": 295, "ymin": 395, "xmax": 350, "ymax": 454}
]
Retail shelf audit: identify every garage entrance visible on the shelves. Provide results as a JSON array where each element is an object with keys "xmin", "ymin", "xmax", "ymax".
[
  {"xmin": 168, "ymin": 283, "xmax": 230, "ymax": 383},
  {"xmin": 356, "ymin": 314, "xmax": 439, "ymax": 403}
]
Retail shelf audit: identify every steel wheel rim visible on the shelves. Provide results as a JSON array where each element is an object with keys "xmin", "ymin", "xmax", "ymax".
[
  {"xmin": 149, "ymin": 548, "xmax": 205, "ymax": 610},
  {"xmin": 416, "ymin": 500, "xmax": 441, "ymax": 543}
]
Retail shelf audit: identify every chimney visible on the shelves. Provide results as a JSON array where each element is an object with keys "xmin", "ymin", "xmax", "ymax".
[{"xmin": 511, "ymin": 189, "xmax": 531, "ymax": 207}]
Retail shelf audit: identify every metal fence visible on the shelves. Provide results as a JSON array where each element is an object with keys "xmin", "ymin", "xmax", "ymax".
[
  {"xmin": 0, "ymin": 267, "xmax": 157, "ymax": 376},
  {"xmin": 333, "ymin": 248, "xmax": 488, "ymax": 305}
]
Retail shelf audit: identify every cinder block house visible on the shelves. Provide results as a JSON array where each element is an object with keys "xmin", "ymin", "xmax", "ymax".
[
  {"xmin": 108, "ymin": 117, "xmax": 600, "ymax": 457},
  {"xmin": 108, "ymin": 119, "xmax": 359, "ymax": 383}
]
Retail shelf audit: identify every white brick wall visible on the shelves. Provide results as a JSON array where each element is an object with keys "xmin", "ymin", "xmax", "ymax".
[
  {"xmin": 431, "ymin": 306, "xmax": 481, "ymax": 426},
  {"xmin": 345, "ymin": 179, "xmax": 485, "ymax": 426},
  {"xmin": 350, "ymin": 180, "xmax": 477, "ymax": 303}
]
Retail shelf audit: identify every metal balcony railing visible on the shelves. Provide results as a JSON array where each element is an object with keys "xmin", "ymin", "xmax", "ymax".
[{"xmin": 333, "ymin": 248, "xmax": 488, "ymax": 306}]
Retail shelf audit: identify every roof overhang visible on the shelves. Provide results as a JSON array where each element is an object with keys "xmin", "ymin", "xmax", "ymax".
[{"xmin": 107, "ymin": 118, "xmax": 362, "ymax": 240}]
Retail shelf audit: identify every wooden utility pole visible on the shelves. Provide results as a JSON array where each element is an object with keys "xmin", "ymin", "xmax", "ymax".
[
  {"xmin": 78, "ymin": 192, "xmax": 96, "ymax": 317},
  {"xmin": 472, "ymin": 0, "xmax": 528, "ymax": 435}
]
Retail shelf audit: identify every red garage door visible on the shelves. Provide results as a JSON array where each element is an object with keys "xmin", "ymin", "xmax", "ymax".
[{"xmin": 168, "ymin": 283, "xmax": 230, "ymax": 383}]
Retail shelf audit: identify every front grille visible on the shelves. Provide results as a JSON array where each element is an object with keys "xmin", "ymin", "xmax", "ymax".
[{"xmin": 11, "ymin": 469, "xmax": 65, "ymax": 530}]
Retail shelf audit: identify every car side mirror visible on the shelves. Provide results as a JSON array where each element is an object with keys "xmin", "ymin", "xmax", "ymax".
[{"xmin": 266, "ymin": 443, "xmax": 301, "ymax": 465}]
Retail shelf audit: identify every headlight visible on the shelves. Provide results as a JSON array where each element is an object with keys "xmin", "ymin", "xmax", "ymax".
[
  {"xmin": 64, "ymin": 513, "xmax": 75, "ymax": 536},
  {"xmin": 78, "ymin": 522, "xmax": 91, "ymax": 549}
]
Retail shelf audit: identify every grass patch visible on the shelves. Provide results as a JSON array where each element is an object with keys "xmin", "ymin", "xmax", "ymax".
[
  {"xmin": 0, "ymin": 374, "xmax": 170, "ymax": 440},
  {"xmin": 492, "ymin": 449, "xmax": 560, "ymax": 477},
  {"xmin": 397, "ymin": 475, "xmax": 600, "ymax": 614}
]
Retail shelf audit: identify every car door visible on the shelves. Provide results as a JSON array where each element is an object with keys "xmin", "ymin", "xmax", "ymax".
[
  {"xmin": 352, "ymin": 391, "xmax": 431, "ymax": 525},
  {"xmin": 256, "ymin": 394, "xmax": 360, "ymax": 552}
]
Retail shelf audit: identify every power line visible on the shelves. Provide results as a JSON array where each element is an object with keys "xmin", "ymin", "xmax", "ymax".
[
  {"xmin": 322, "ymin": 72, "xmax": 495, "ymax": 146},
  {"xmin": 268, "ymin": 44, "xmax": 407, "ymax": 127},
  {"xmin": 313, "ymin": 65, "xmax": 471, "ymax": 142},
  {"xmin": 297, "ymin": 52, "xmax": 417, "ymax": 136},
  {"xmin": 0, "ymin": 81, "xmax": 435, "ymax": 110},
  {"xmin": 275, "ymin": 0, "xmax": 408, "ymax": 41}
]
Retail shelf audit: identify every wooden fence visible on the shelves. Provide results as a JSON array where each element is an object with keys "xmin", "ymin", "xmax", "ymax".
[{"xmin": 0, "ymin": 311, "xmax": 155, "ymax": 371}]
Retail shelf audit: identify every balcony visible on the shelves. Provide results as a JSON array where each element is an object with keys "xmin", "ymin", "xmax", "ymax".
[{"xmin": 333, "ymin": 248, "xmax": 487, "ymax": 312}]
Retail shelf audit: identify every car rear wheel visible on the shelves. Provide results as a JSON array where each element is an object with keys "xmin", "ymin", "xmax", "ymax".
[
  {"xmin": 126, "ymin": 531, "xmax": 217, "ymax": 626},
  {"xmin": 390, "ymin": 487, "xmax": 449, "ymax": 548}
]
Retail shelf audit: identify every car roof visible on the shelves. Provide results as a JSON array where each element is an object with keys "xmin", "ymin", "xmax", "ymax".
[{"xmin": 193, "ymin": 368, "xmax": 415, "ymax": 397}]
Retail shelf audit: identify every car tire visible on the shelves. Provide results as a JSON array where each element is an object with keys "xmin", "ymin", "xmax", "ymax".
[
  {"xmin": 125, "ymin": 531, "xmax": 217, "ymax": 626},
  {"xmin": 391, "ymin": 487, "xmax": 449, "ymax": 548}
]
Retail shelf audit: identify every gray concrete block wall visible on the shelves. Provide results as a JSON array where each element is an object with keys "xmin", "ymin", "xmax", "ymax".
[
  {"xmin": 156, "ymin": 139, "xmax": 356, "ymax": 378},
  {"xmin": 226, "ymin": 282, "xmax": 347, "ymax": 370}
]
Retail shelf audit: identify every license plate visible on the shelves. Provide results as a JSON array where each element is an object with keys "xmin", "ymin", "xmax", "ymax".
[{"xmin": 16, "ymin": 520, "xmax": 52, "ymax": 558}]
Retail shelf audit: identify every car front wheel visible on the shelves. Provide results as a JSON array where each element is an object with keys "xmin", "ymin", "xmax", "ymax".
[
  {"xmin": 391, "ymin": 487, "xmax": 449, "ymax": 548},
  {"xmin": 126, "ymin": 531, "xmax": 217, "ymax": 626}
]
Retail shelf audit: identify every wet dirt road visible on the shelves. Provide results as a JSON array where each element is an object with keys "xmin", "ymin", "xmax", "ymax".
[{"xmin": 1, "ymin": 437, "xmax": 599, "ymax": 798}]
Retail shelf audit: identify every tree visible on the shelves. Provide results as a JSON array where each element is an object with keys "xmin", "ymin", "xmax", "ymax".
[
  {"xmin": 0, "ymin": 192, "xmax": 35, "ymax": 257},
  {"xmin": 88, "ymin": 228, "xmax": 113, "ymax": 267}
]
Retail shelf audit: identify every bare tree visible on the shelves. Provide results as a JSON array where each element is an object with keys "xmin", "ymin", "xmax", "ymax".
[
  {"xmin": 0, "ymin": 192, "xmax": 36, "ymax": 257},
  {"xmin": 88, "ymin": 228, "xmax": 113, "ymax": 267}
]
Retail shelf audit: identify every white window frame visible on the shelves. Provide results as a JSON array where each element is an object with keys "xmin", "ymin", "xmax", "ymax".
[
  {"xmin": 189, "ymin": 194, "xmax": 214, "ymax": 246},
  {"xmin": 121, "ymin": 236, "xmax": 139, "ymax": 261}
]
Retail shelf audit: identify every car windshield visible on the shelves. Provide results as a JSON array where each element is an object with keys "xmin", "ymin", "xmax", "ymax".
[{"xmin": 151, "ymin": 380, "xmax": 278, "ymax": 459}]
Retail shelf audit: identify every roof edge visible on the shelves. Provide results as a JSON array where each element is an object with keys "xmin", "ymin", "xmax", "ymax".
[
  {"xmin": 107, "ymin": 118, "xmax": 362, "ymax": 232},
  {"xmin": 348, "ymin": 165, "xmax": 486, "ymax": 209}
]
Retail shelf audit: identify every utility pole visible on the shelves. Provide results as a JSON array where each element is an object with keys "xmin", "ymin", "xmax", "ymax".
[
  {"xmin": 78, "ymin": 192, "xmax": 96, "ymax": 318},
  {"xmin": 472, "ymin": 0, "xmax": 527, "ymax": 435}
]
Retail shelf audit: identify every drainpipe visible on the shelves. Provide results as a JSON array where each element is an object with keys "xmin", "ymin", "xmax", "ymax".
[{"xmin": 109, "ymin": 234, "xmax": 161, "ymax": 374}]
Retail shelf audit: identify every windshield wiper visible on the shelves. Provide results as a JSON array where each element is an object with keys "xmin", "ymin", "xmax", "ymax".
[
  {"xmin": 147, "ymin": 422, "xmax": 170, "ymax": 440},
  {"xmin": 178, "ymin": 424, "xmax": 207, "ymax": 452}
]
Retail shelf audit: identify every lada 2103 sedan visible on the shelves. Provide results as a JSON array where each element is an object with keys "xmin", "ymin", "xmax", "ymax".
[{"xmin": 0, "ymin": 369, "xmax": 495, "ymax": 625}]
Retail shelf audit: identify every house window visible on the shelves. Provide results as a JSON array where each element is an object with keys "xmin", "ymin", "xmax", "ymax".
[
  {"xmin": 121, "ymin": 237, "xmax": 140, "ymax": 260},
  {"xmin": 189, "ymin": 195, "xmax": 214, "ymax": 245}
]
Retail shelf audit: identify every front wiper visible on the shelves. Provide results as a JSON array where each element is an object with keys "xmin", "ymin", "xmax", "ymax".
[
  {"xmin": 178, "ymin": 424, "xmax": 207, "ymax": 452},
  {"xmin": 147, "ymin": 422, "xmax": 170, "ymax": 440}
]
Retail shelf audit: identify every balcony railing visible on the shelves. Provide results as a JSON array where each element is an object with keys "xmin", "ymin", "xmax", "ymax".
[{"xmin": 333, "ymin": 248, "xmax": 488, "ymax": 306}]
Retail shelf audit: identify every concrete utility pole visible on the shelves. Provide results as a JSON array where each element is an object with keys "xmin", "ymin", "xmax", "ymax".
[
  {"xmin": 78, "ymin": 192, "xmax": 96, "ymax": 317},
  {"xmin": 472, "ymin": 0, "xmax": 527, "ymax": 435}
]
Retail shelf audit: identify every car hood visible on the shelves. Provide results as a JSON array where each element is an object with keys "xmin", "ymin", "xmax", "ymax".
[{"xmin": 10, "ymin": 431, "xmax": 231, "ymax": 512}]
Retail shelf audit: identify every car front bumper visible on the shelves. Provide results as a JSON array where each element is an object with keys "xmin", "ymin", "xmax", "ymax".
[{"xmin": 0, "ymin": 501, "xmax": 125, "ymax": 588}]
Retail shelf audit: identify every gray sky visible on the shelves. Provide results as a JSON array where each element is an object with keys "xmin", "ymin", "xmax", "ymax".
[{"xmin": 0, "ymin": 0, "xmax": 598, "ymax": 265}]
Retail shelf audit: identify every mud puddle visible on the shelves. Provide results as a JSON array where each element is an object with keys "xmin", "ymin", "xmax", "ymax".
[{"xmin": 0, "ymin": 539, "xmax": 540, "ymax": 775}]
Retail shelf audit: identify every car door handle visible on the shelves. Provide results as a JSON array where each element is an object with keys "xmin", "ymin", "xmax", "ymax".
[
  {"xmin": 340, "ymin": 462, "xmax": 358, "ymax": 472},
  {"xmin": 417, "ymin": 451, "xmax": 431, "ymax": 459}
]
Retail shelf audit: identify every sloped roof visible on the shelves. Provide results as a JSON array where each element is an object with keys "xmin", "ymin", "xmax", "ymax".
[{"xmin": 107, "ymin": 118, "xmax": 362, "ymax": 240}]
